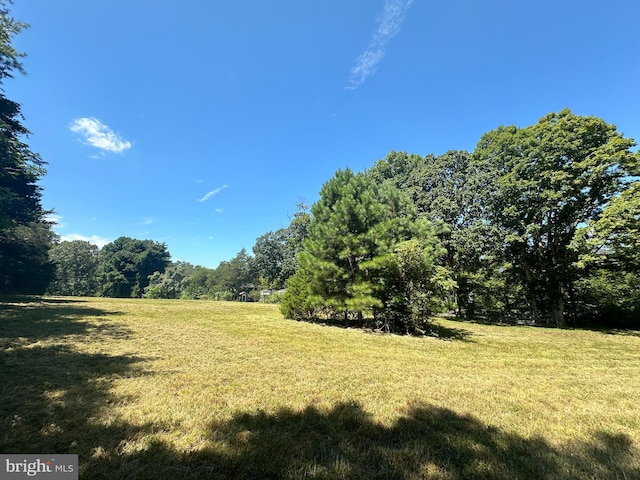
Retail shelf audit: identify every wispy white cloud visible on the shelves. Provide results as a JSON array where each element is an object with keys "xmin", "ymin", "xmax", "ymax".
[
  {"xmin": 45, "ymin": 213, "xmax": 65, "ymax": 228},
  {"xmin": 140, "ymin": 217, "xmax": 154, "ymax": 226},
  {"xmin": 347, "ymin": 0, "xmax": 414, "ymax": 89},
  {"xmin": 59, "ymin": 233, "xmax": 110, "ymax": 249},
  {"xmin": 215, "ymin": 208, "xmax": 224, "ymax": 213},
  {"xmin": 199, "ymin": 185, "xmax": 228, "ymax": 202},
  {"xmin": 70, "ymin": 117, "xmax": 132, "ymax": 154},
  {"xmin": 47, "ymin": 214, "xmax": 109, "ymax": 248}
]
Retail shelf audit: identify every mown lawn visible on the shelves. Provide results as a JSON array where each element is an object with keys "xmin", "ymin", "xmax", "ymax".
[{"xmin": 1, "ymin": 296, "xmax": 638, "ymax": 479}]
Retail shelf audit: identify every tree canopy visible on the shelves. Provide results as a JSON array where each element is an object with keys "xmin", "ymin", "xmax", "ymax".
[
  {"xmin": 0, "ymin": 2, "xmax": 54, "ymax": 294},
  {"xmin": 47, "ymin": 240, "xmax": 99, "ymax": 296},
  {"xmin": 281, "ymin": 168, "xmax": 449, "ymax": 333},
  {"xmin": 97, "ymin": 237, "xmax": 170, "ymax": 298},
  {"xmin": 474, "ymin": 109, "xmax": 638, "ymax": 325}
]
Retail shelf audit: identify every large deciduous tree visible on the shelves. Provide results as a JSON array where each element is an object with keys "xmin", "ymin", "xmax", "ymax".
[
  {"xmin": 370, "ymin": 150, "xmax": 507, "ymax": 316},
  {"xmin": 0, "ymin": 2, "xmax": 54, "ymax": 293},
  {"xmin": 97, "ymin": 237, "xmax": 170, "ymax": 298},
  {"xmin": 571, "ymin": 181, "xmax": 640, "ymax": 325},
  {"xmin": 573, "ymin": 181, "xmax": 640, "ymax": 273},
  {"xmin": 252, "ymin": 202, "xmax": 310, "ymax": 289},
  {"xmin": 473, "ymin": 109, "xmax": 638, "ymax": 325},
  {"xmin": 48, "ymin": 240, "xmax": 99, "ymax": 296}
]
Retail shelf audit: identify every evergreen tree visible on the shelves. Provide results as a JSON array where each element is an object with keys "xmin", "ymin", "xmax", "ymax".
[
  {"xmin": 0, "ymin": 2, "xmax": 54, "ymax": 293},
  {"xmin": 283, "ymin": 168, "xmax": 448, "ymax": 331}
]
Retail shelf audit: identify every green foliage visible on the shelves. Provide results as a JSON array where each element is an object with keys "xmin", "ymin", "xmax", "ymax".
[
  {"xmin": 0, "ymin": 1, "xmax": 26, "ymax": 80},
  {"xmin": 283, "ymin": 168, "xmax": 448, "ymax": 332},
  {"xmin": 97, "ymin": 237, "xmax": 170, "ymax": 298},
  {"xmin": 0, "ymin": 4, "xmax": 54, "ymax": 293},
  {"xmin": 473, "ymin": 109, "xmax": 638, "ymax": 325},
  {"xmin": 179, "ymin": 265, "xmax": 212, "ymax": 299},
  {"xmin": 261, "ymin": 291, "xmax": 284, "ymax": 304},
  {"xmin": 144, "ymin": 262, "xmax": 193, "ymax": 299},
  {"xmin": 375, "ymin": 239, "xmax": 452, "ymax": 334},
  {"xmin": 280, "ymin": 268, "xmax": 315, "ymax": 320},
  {"xmin": 206, "ymin": 248, "xmax": 255, "ymax": 297},
  {"xmin": 573, "ymin": 181, "xmax": 640, "ymax": 272},
  {"xmin": 252, "ymin": 203, "xmax": 310, "ymax": 289},
  {"xmin": 570, "ymin": 181, "xmax": 640, "ymax": 326},
  {"xmin": 370, "ymin": 150, "xmax": 501, "ymax": 317},
  {"xmin": 212, "ymin": 290, "xmax": 234, "ymax": 301},
  {"xmin": 48, "ymin": 240, "xmax": 99, "ymax": 296},
  {"xmin": 574, "ymin": 269, "xmax": 640, "ymax": 327}
]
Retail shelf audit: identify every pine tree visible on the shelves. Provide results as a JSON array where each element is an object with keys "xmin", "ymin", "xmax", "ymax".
[{"xmin": 283, "ymin": 168, "xmax": 449, "ymax": 331}]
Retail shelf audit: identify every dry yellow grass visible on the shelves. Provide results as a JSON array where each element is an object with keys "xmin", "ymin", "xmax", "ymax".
[{"xmin": 1, "ymin": 296, "xmax": 638, "ymax": 479}]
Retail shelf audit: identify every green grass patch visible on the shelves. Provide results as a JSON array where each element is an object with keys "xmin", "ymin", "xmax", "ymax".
[{"xmin": 1, "ymin": 296, "xmax": 639, "ymax": 479}]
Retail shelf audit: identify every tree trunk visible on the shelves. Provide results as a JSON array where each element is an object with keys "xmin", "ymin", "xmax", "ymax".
[
  {"xmin": 522, "ymin": 259, "xmax": 539, "ymax": 316},
  {"xmin": 551, "ymin": 297, "xmax": 565, "ymax": 327},
  {"xmin": 551, "ymin": 282, "xmax": 566, "ymax": 327}
]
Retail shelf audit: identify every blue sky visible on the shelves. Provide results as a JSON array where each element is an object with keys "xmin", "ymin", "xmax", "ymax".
[{"xmin": 6, "ymin": 0, "xmax": 640, "ymax": 268}]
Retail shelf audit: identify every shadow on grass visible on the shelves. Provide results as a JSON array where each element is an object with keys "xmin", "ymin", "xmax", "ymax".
[
  {"xmin": 574, "ymin": 325, "xmax": 640, "ymax": 338},
  {"xmin": 0, "ymin": 296, "xmax": 126, "ymax": 342},
  {"xmin": 84, "ymin": 401, "xmax": 638, "ymax": 479},
  {"xmin": 1, "ymin": 298, "xmax": 637, "ymax": 479},
  {"xmin": 0, "ymin": 295, "xmax": 88, "ymax": 305},
  {"xmin": 296, "ymin": 316, "xmax": 473, "ymax": 342},
  {"xmin": 428, "ymin": 322, "xmax": 474, "ymax": 341},
  {"xmin": 0, "ymin": 297, "xmax": 160, "ymax": 476}
]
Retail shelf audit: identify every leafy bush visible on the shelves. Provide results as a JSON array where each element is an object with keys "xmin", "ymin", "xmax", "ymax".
[
  {"xmin": 574, "ymin": 270, "xmax": 640, "ymax": 328},
  {"xmin": 213, "ymin": 291, "xmax": 234, "ymax": 301},
  {"xmin": 261, "ymin": 292, "xmax": 284, "ymax": 304},
  {"xmin": 248, "ymin": 290, "xmax": 262, "ymax": 302}
]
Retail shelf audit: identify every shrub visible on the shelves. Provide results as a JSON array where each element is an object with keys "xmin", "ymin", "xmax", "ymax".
[{"xmin": 280, "ymin": 270, "xmax": 316, "ymax": 321}]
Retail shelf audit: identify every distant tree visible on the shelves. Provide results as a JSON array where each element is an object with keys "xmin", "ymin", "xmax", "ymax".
[
  {"xmin": 180, "ymin": 265, "xmax": 214, "ymax": 299},
  {"xmin": 47, "ymin": 240, "xmax": 99, "ymax": 296},
  {"xmin": 97, "ymin": 237, "xmax": 170, "ymax": 298},
  {"xmin": 0, "ymin": 2, "xmax": 54, "ymax": 293},
  {"xmin": 252, "ymin": 202, "xmax": 311, "ymax": 289},
  {"xmin": 252, "ymin": 229, "xmax": 291, "ymax": 288},
  {"xmin": 473, "ymin": 109, "xmax": 638, "ymax": 325},
  {"xmin": 208, "ymin": 248, "xmax": 255, "ymax": 299},
  {"xmin": 144, "ymin": 262, "xmax": 193, "ymax": 299}
]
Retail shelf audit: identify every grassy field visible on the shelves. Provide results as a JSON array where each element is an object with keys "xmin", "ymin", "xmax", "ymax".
[{"xmin": 1, "ymin": 297, "xmax": 639, "ymax": 479}]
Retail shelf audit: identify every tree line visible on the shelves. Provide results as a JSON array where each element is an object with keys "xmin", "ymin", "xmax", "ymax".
[
  {"xmin": 47, "ymin": 108, "xmax": 640, "ymax": 332},
  {"xmin": 281, "ymin": 112, "xmax": 639, "ymax": 330},
  {"xmin": 45, "ymin": 204, "xmax": 310, "ymax": 302},
  {"xmin": 2, "ymin": 3, "xmax": 639, "ymax": 331}
]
